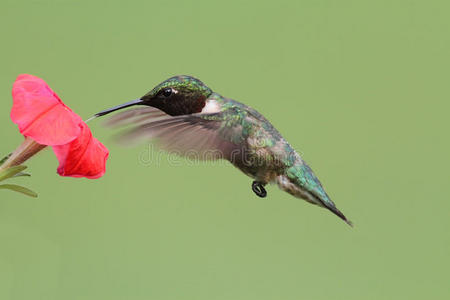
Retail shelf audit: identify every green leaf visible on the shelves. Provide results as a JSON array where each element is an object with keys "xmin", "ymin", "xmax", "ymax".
[
  {"xmin": 12, "ymin": 172, "xmax": 31, "ymax": 178},
  {"xmin": 0, "ymin": 153, "xmax": 12, "ymax": 166},
  {"xmin": 0, "ymin": 165, "xmax": 28, "ymax": 182},
  {"xmin": 0, "ymin": 184, "xmax": 38, "ymax": 198}
]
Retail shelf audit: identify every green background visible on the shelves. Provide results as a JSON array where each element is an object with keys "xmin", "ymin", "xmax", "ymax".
[{"xmin": 0, "ymin": 0, "xmax": 449, "ymax": 299}]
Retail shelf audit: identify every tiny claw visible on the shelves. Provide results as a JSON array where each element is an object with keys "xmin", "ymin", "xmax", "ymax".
[{"xmin": 252, "ymin": 181, "xmax": 267, "ymax": 198}]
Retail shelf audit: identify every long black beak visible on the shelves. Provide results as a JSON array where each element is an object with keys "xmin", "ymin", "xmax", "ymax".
[
  {"xmin": 96, "ymin": 99, "xmax": 145, "ymax": 117},
  {"xmin": 85, "ymin": 99, "xmax": 145, "ymax": 123}
]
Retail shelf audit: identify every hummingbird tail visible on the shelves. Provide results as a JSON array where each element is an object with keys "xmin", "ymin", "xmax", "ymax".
[{"xmin": 277, "ymin": 168, "xmax": 353, "ymax": 227}]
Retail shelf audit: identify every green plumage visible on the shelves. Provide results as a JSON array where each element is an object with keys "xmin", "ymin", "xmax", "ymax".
[{"xmin": 196, "ymin": 93, "xmax": 351, "ymax": 225}]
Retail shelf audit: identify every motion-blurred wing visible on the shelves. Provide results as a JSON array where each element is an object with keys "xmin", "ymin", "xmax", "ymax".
[
  {"xmin": 104, "ymin": 107, "xmax": 168, "ymax": 127},
  {"xmin": 105, "ymin": 106, "xmax": 245, "ymax": 161}
]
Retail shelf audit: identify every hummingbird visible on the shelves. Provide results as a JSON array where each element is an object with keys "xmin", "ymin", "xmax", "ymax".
[{"xmin": 93, "ymin": 75, "xmax": 352, "ymax": 226}]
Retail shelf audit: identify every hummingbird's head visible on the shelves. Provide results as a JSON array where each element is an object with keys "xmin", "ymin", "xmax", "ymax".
[
  {"xmin": 140, "ymin": 75, "xmax": 213, "ymax": 116},
  {"xmin": 94, "ymin": 75, "xmax": 213, "ymax": 118}
]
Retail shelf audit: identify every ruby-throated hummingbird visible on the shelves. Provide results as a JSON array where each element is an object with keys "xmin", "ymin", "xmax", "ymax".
[{"xmin": 94, "ymin": 75, "xmax": 352, "ymax": 226}]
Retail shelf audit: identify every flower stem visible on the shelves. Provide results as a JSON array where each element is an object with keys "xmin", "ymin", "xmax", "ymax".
[{"xmin": 0, "ymin": 137, "xmax": 46, "ymax": 172}]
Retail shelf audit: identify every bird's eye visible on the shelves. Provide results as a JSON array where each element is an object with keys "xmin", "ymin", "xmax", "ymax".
[{"xmin": 162, "ymin": 88, "xmax": 173, "ymax": 98}]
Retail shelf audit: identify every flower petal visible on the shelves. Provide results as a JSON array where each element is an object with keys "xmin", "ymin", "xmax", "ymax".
[
  {"xmin": 52, "ymin": 122, "xmax": 109, "ymax": 179},
  {"xmin": 11, "ymin": 74, "xmax": 82, "ymax": 145}
]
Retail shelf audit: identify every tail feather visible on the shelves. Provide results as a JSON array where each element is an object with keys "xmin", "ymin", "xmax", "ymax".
[
  {"xmin": 318, "ymin": 198, "xmax": 353, "ymax": 227},
  {"xmin": 277, "ymin": 163, "xmax": 352, "ymax": 227}
]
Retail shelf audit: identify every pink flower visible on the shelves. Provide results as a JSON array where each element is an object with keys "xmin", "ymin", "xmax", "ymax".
[{"xmin": 7, "ymin": 74, "xmax": 108, "ymax": 179}]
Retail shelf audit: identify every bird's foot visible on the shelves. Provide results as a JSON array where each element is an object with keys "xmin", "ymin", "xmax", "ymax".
[{"xmin": 252, "ymin": 181, "xmax": 267, "ymax": 198}]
